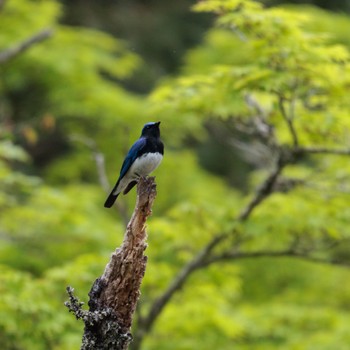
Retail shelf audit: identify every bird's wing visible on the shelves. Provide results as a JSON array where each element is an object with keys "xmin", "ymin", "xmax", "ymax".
[{"xmin": 119, "ymin": 137, "xmax": 147, "ymax": 179}]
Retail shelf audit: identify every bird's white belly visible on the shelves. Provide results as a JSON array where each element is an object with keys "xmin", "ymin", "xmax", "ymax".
[
  {"xmin": 128, "ymin": 152, "xmax": 163, "ymax": 178},
  {"xmin": 114, "ymin": 152, "xmax": 163, "ymax": 195}
]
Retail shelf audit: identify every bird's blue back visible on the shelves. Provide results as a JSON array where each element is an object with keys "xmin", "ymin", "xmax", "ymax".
[{"xmin": 119, "ymin": 137, "xmax": 147, "ymax": 180}]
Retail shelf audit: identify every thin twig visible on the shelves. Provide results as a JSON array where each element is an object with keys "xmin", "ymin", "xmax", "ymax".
[
  {"xmin": 245, "ymin": 94, "xmax": 266, "ymax": 119},
  {"xmin": 203, "ymin": 248, "xmax": 350, "ymax": 268},
  {"xmin": 205, "ymin": 249, "xmax": 294, "ymax": 265},
  {"xmin": 93, "ymin": 152, "xmax": 110, "ymax": 193},
  {"xmin": 297, "ymin": 146, "xmax": 350, "ymax": 156},
  {"xmin": 0, "ymin": 29, "xmax": 53, "ymax": 64},
  {"xmin": 69, "ymin": 135, "xmax": 129, "ymax": 226},
  {"xmin": 238, "ymin": 154, "xmax": 286, "ymax": 221},
  {"xmin": 278, "ymin": 96, "xmax": 298, "ymax": 147},
  {"xmin": 244, "ymin": 94, "xmax": 275, "ymax": 143}
]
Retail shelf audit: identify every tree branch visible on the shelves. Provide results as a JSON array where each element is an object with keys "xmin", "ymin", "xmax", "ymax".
[
  {"xmin": 91, "ymin": 149, "xmax": 129, "ymax": 227},
  {"xmin": 238, "ymin": 153, "xmax": 286, "ymax": 221},
  {"xmin": 135, "ymin": 234, "xmax": 226, "ymax": 340},
  {"xmin": 93, "ymin": 152, "xmax": 110, "ymax": 193},
  {"xmin": 244, "ymin": 94, "xmax": 275, "ymax": 144},
  {"xmin": 133, "ymin": 229, "xmax": 350, "ymax": 349},
  {"xmin": 66, "ymin": 177, "xmax": 157, "ymax": 350},
  {"xmin": 132, "ymin": 153, "xmax": 287, "ymax": 349},
  {"xmin": 204, "ymin": 248, "xmax": 350, "ymax": 269},
  {"xmin": 132, "ymin": 92, "xmax": 347, "ymax": 349},
  {"xmin": 296, "ymin": 146, "xmax": 350, "ymax": 156},
  {"xmin": 278, "ymin": 96, "xmax": 298, "ymax": 147},
  {"xmin": 0, "ymin": 29, "xmax": 53, "ymax": 64},
  {"xmin": 69, "ymin": 135, "xmax": 130, "ymax": 227}
]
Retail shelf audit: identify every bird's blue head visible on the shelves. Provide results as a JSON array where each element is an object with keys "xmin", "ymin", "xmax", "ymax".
[{"xmin": 141, "ymin": 121, "xmax": 161, "ymax": 138}]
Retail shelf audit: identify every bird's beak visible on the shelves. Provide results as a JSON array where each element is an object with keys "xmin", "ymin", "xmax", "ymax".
[{"xmin": 156, "ymin": 121, "xmax": 161, "ymax": 126}]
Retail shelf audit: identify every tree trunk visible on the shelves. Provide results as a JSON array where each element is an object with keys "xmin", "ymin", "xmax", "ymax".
[{"xmin": 66, "ymin": 176, "xmax": 157, "ymax": 350}]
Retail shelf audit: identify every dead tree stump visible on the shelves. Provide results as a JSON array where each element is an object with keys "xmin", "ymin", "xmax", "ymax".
[{"xmin": 66, "ymin": 176, "xmax": 157, "ymax": 350}]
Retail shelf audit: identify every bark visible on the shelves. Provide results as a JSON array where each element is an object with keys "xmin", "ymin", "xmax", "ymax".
[
  {"xmin": 66, "ymin": 176, "xmax": 157, "ymax": 350},
  {"xmin": 0, "ymin": 29, "xmax": 53, "ymax": 64}
]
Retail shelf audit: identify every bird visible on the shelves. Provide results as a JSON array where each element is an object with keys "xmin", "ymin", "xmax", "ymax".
[{"xmin": 104, "ymin": 121, "xmax": 164, "ymax": 208}]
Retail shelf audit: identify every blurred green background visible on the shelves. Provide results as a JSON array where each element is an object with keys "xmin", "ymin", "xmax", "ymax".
[{"xmin": 1, "ymin": 0, "xmax": 350, "ymax": 349}]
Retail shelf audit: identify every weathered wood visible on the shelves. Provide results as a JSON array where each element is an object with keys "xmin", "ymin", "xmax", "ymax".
[{"xmin": 66, "ymin": 177, "xmax": 157, "ymax": 350}]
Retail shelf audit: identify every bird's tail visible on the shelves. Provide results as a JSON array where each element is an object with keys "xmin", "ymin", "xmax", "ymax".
[
  {"xmin": 104, "ymin": 186, "xmax": 120, "ymax": 208},
  {"xmin": 104, "ymin": 191, "xmax": 119, "ymax": 208}
]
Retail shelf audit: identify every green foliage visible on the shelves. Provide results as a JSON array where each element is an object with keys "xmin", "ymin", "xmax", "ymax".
[
  {"xmin": 0, "ymin": 254, "xmax": 111, "ymax": 350},
  {"xmin": 233, "ymin": 258, "xmax": 350, "ymax": 350},
  {"xmin": 144, "ymin": 266, "xmax": 243, "ymax": 350},
  {"xmin": 0, "ymin": 139, "xmax": 41, "ymax": 207},
  {"xmin": 0, "ymin": 184, "xmax": 121, "ymax": 274},
  {"xmin": 2, "ymin": 0, "xmax": 350, "ymax": 349},
  {"xmin": 152, "ymin": 0, "xmax": 350, "ymax": 146},
  {"xmin": 148, "ymin": 1, "xmax": 350, "ymax": 349}
]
